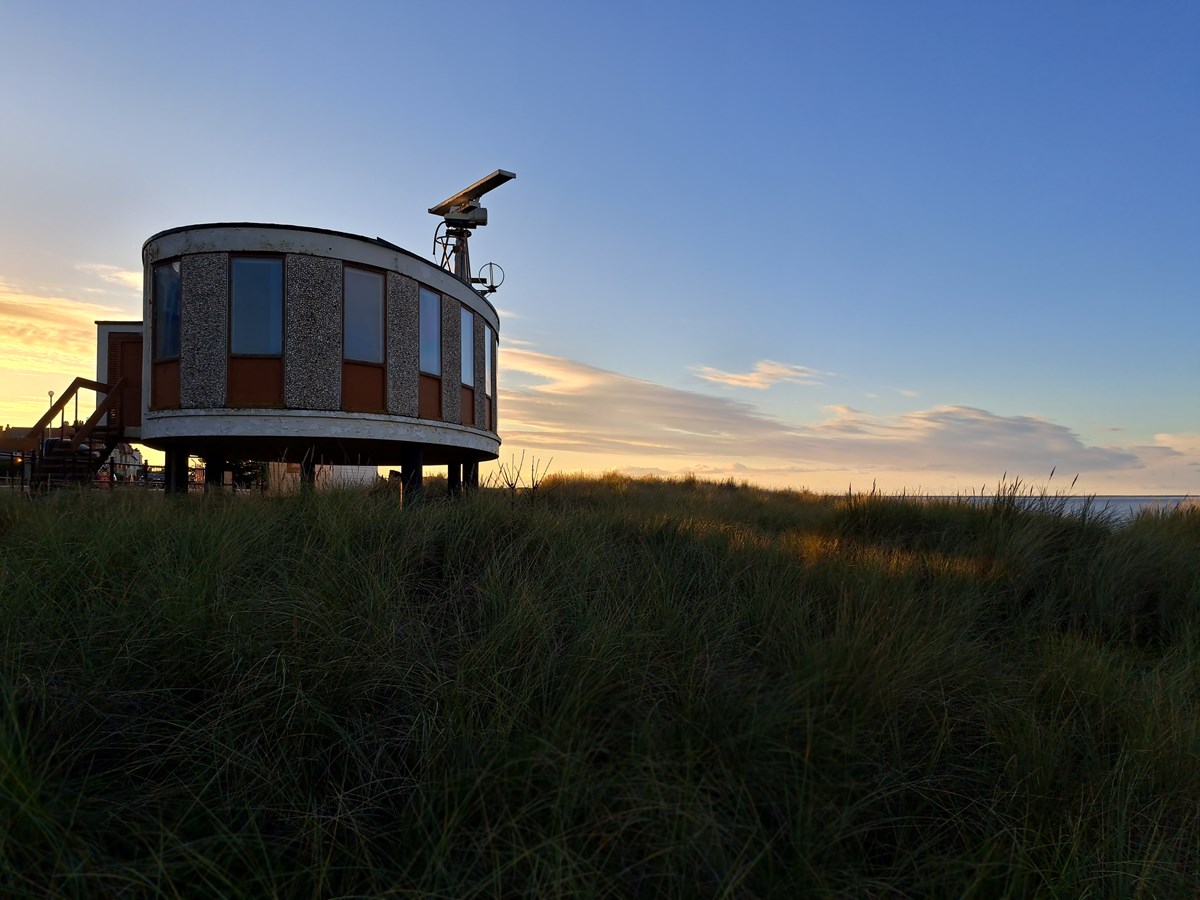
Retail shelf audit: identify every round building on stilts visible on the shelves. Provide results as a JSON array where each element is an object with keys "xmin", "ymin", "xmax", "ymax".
[{"xmin": 134, "ymin": 171, "xmax": 513, "ymax": 494}]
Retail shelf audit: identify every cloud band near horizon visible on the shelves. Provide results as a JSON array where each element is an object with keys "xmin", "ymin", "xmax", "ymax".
[{"xmin": 498, "ymin": 348, "xmax": 1197, "ymax": 493}]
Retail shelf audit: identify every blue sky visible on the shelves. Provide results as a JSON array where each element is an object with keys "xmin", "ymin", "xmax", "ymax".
[{"xmin": 2, "ymin": 1, "xmax": 1197, "ymax": 493}]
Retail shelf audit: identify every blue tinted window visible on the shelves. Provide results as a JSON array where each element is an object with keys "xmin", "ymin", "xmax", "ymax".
[
  {"xmin": 344, "ymin": 267, "xmax": 384, "ymax": 363},
  {"xmin": 461, "ymin": 307, "xmax": 474, "ymax": 386},
  {"xmin": 419, "ymin": 287, "xmax": 440, "ymax": 375},
  {"xmin": 231, "ymin": 257, "xmax": 283, "ymax": 355},
  {"xmin": 153, "ymin": 261, "xmax": 181, "ymax": 360}
]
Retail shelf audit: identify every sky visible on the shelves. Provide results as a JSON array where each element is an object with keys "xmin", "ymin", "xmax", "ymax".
[{"xmin": 1, "ymin": 1, "xmax": 1197, "ymax": 494}]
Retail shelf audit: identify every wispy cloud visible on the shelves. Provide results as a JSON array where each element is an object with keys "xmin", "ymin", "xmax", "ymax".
[
  {"xmin": 0, "ymin": 278, "xmax": 125, "ymax": 376},
  {"xmin": 0, "ymin": 277, "xmax": 134, "ymax": 422},
  {"xmin": 76, "ymin": 264, "xmax": 143, "ymax": 292},
  {"xmin": 693, "ymin": 359, "xmax": 827, "ymax": 389},
  {"xmin": 496, "ymin": 348, "xmax": 1194, "ymax": 492}
]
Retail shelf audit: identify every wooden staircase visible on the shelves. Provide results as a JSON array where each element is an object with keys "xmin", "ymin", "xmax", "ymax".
[
  {"xmin": 0, "ymin": 377, "xmax": 127, "ymax": 491},
  {"xmin": 32, "ymin": 423, "xmax": 126, "ymax": 489}
]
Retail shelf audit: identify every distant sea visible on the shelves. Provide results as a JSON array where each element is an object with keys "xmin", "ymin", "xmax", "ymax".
[{"xmin": 930, "ymin": 495, "xmax": 1196, "ymax": 523}]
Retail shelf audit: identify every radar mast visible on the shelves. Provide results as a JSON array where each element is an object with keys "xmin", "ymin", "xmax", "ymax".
[{"xmin": 430, "ymin": 169, "xmax": 515, "ymax": 293}]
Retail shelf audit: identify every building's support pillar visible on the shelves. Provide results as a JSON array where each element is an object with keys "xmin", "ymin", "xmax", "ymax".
[
  {"xmin": 464, "ymin": 460, "xmax": 479, "ymax": 492},
  {"xmin": 400, "ymin": 446, "xmax": 424, "ymax": 505},
  {"xmin": 204, "ymin": 455, "xmax": 226, "ymax": 491},
  {"xmin": 447, "ymin": 462, "xmax": 462, "ymax": 498},
  {"xmin": 164, "ymin": 448, "xmax": 189, "ymax": 495}
]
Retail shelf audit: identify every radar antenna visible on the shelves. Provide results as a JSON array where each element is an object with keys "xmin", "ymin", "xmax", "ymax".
[{"xmin": 429, "ymin": 169, "xmax": 515, "ymax": 289}]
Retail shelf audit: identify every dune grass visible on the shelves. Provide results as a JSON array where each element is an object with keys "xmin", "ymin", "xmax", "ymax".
[{"xmin": 1, "ymin": 476, "xmax": 1197, "ymax": 897}]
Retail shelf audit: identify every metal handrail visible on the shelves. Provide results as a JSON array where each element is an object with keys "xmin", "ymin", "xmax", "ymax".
[
  {"xmin": 3, "ymin": 377, "xmax": 116, "ymax": 451},
  {"xmin": 69, "ymin": 377, "xmax": 126, "ymax": 450}
]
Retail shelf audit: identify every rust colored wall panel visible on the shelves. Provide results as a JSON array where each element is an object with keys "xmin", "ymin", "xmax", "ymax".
[
  {"xmin": 227, "ymin": 357, "xmax": 283, "ymax": 408},
  {"xmin": 342, "ymin": 361, "xmax": 386, "ymax": 413},
  {"xmin": 108, "ymin": 331, "xmax": 145, "ymax": 423},
  {"xmin": 419, "ymin": 374, "xmax": 442, "ymax": 420},
  {"xmin": 151, "ymin": 360, "xmax": 180, "ymax": 410},
  {"xmin": 461, "ymin": 386, "xmax": 475, "ymax": 427}
]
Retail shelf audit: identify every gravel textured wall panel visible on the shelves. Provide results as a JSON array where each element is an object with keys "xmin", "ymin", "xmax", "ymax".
[
  {"xmin": 441, "ymin": 296, "xmax": 461, "ymax": 424},
  {"xmin": 284, "ymin": 254, "xmax": 342, "ymax": 410},
  {"xmin": 179, "ymin": 253, "xmax": 228, "ymax": 408},
  {"xmin": 387, "ymin": 273, "xmax": 419, "ymax": 416},
  {"xmin": 473, "ymin": 313, "xmax": 486, "ymax": 428}
]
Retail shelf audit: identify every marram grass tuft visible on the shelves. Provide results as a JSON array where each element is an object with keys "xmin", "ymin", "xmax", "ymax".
[{"xmin": 1, "ymin": 478, "xmax": 1197, "ymax": 897}]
